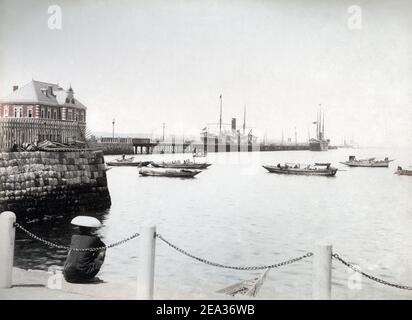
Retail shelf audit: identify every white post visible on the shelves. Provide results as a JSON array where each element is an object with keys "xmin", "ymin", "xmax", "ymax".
[
  {"xmin": 312, "ymin": 243, "xmax": 332, "ymax": 300},
  {"xmin": 136, "ymin": 225, "xmax": 156, "ymax": 300},
  {"xmin": 0, "ymin": 211, "xmax": 16, "ymax": 288}
]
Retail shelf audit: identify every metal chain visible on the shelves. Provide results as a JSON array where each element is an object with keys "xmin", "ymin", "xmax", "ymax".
[
  {"xmin": 156, "ymin": 233, "xmax": 313, "ymax": 270},
  {"xmin": 14, "ymin": 222, "xmax": 139, "ymax": 252},
  {"xmin": 332, "ymin": 253, "xmax": 412, "ymax": 290}
]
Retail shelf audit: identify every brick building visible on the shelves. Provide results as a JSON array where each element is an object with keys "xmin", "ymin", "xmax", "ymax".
[{"xmin": 0, "ymin": 80, "xmax": 87, "ymax": 151}]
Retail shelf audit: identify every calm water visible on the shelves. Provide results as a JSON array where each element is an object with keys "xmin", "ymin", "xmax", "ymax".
[{"xmin": 14, "ymin": 148, "xmax": 412, "ymax": 299}]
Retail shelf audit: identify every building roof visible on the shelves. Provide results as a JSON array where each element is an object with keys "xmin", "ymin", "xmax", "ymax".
[{"xmin": 0, "ymin": 80, "xmax": 86, "ymax": 110}]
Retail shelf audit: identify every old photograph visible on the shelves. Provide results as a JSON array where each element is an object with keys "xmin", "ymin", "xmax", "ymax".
[{"xmin": 0, "ymin": 0, "xmax": 411, "ymax": 307}]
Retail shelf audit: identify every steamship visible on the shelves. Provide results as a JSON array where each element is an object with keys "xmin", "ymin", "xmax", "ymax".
[
  {"xmin": 200, "ymin": 95, "xmax": 258, "ymax": 152},
  {"xmin": 309, "ymin": 108, "xmax": 329, "ymax": 151}
]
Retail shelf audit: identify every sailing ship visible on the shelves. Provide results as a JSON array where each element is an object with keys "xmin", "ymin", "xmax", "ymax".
[
  {"xmin": 262, "ymin": 162, "xmax": 337, "ymax": 176},
  {"xmin": 139, "ymin": 167, "xmax": 201, "ymax": 178},
  {"xmin": 395, "ymin": 166, "xmax": 412, "ymax": 176},
  {"xmin": 340, "ymin": 156, "xmax": 394, "ymax": 168},
  {"xmin": 309, "ymin": 107, "xmax": 329, "ymax": 151}
]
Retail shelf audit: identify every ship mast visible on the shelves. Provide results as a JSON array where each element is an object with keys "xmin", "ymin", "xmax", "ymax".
[
  {"xmin": 219, "ymin": 94, "xmax": 223, "ymax": 135},
  {"xmin": 243, "ymin": 104, "xmax": 246, "ymax": 135},
  {"xmin": 322, "ymin": 111, "xmax": 325, "ymax": 140},
  {"xmin": 318, "ymin": 104, "xmax": 322, "ymax": 140}
]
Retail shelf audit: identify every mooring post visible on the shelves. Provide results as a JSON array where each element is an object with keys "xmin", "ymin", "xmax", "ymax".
[
  {"xmin": 312, "ymin": 243, "xmax": 332, "ymax": 300},
  {"xmin": 0, "ymin": 211, "xmax": 16, "ymax": 288},
  {"xmin": 136, "ymin": 225, "xmax": 156, "ymax": 300}
]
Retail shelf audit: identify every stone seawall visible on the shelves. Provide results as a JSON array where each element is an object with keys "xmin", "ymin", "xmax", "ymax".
[{"xmin": 0, "ymin": 150, "xmax": 111, "ymax": 217}]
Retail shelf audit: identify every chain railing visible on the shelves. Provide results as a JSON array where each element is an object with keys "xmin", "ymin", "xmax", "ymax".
[
  {"xmin": 14, "ymin": 222, "xmax": 140, "ymax": 252},
  {"xmin": 156, "ymin": 233, "xmax": 313, "ymax": 270},
  {"xmin": 12, "ymin": 221, "xmax": 412, "ymax": 292},
  {"xmin": 332, "ymin": 253, "xmax": 412, "ymax": 291}
]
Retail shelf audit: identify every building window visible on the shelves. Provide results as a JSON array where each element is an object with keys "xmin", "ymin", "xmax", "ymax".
[
  {"xmin": 3, "ymin": 105, "xmax": 8, "ymax": 117},
  {"xmin": 41, "ymin": 108, "xmax": 45, "ymax": 118},
  {"xmin": 68, "ymin": 110, "xmax": 72, "ymax": 121},
  {"xmin": 47, "ymin": 109, "xmax": 51, "ymax": 119},
  {"xmin": 14, "ymin": 106, "xmax": 22, "ymax": 118},
  {"xmin": 71, "ymin": 99, "xmax": 75, "ymax": 104},
  {"xmin": 53, "ymin": 110, "xmax": 57, "ymax": 119},
  {"xmin": 28, "ymin": 108, "xmax": 33, "ymax": 118}
]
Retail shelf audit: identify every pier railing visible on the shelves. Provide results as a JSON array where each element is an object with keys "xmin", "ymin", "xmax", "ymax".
[
  {"xmin": 0, "ymin": 118, "xmax": 86, "ymax": 151},
  {"xmin": 1, "ymin": 211, "xmax": 411, "ymax": 299}
]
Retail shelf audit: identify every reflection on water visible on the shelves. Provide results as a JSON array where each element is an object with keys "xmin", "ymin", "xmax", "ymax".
[
  {"xmin": 14, "ymin": 211, "xmax": 109, "ymax": 270},
  {"xmin": 14, "ymin": 148, "xmax": 412, "ymax": 299}
]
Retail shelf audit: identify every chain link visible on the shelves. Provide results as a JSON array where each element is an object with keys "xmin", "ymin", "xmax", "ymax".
[
  {"xmin": 156, "ymin": 233, "xmax": 313, "ymax": 270},
  {"xmin": 14, "ymin": 222, "xmax": 139, "ymax": 252},
  {"xmin": 332, "ymin": 253, "xmax": 412, "ymax": 290}
]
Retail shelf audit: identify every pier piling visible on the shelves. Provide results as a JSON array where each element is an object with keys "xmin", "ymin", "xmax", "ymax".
[
  {"xmin": 136, "ymin": 225, "xmax": 157, "ymax": 300},
  {"xmin": 312, "ymin": 243, "xmax": 332, "ymax": 299},
  {"xmin": 0, "ymin": 211, "xmax": 16, "ymax": 288}
]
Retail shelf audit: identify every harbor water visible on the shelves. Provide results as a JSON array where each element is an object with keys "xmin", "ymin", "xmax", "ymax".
[{"xmin": 14, "ymin": 148, "xmax": 412, "ymax": 299}]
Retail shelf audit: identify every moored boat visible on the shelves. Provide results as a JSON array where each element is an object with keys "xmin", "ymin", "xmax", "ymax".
[
  {"xmin": 262, "ymin": 162, "xmax": 337, "ymax": 176},
  {"xmin": 139, "ymin": 168, "xmax": 201, "ymax": 178},
  {"xmin": 151, "ymin": 160, "xmax": 212, "ymax": 169},
  {"xmin": 340, "ymin": 156, "xmax": 394, "ymax": 168},
  {"xmin": 395, "ymin": 166, "xmax": 412, "ymax": 176},
  {"xmin": 106, "ymin": 156, "xmax": 151, "ymax": 167}
]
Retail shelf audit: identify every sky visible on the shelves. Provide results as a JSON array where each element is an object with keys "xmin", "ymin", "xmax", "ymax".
[{"xmin": 0, "ymin": 0, "xmax": 411, "ymax": 147}]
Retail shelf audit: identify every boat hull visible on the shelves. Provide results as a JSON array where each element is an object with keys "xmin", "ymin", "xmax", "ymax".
[
  {"xmin": 151, "ymin": 162, "xmax": 212, "ymax": 169},
  {"xmin": 395, "ymin": 170, "xmax": 412, "ymax": 176},
  {"xmin": 139, "ymin": 168, "xmax": 201, "ymax": 178},
  {"xmin": 262, "ymin": 165, "xmax": 337, "ymax": 176},
  {"xmin": 107, "ymin": 161, "xmax": 151, "ymax": 167},
  {"xmin": 309, "ymin": 140, "xmax": 328, "ymax": 151},
  {"xmin": 339, "ymin": 162, "xmax": 389, "ymax": 168}
]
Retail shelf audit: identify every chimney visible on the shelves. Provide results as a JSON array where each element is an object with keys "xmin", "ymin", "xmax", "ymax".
[
  {"xmin": 231, "ymin": 118, "xmax": 236, "ymax": 131},
  {"xmin": 47, "ymin": 86, "xmax": 54, "ymax": 97},
  {"xmin": 13, "ymin": 85, "xmax": 18, "ymax": 92}
]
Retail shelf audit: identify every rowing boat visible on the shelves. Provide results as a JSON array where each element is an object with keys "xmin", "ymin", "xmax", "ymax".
[
  {"xmin": 262, "ymin": 162, "xmax": 337, "ymax": 176},
  {"xmin": 139, "ymin": 168, "xmax": 201, "ymax": 178},
  {"xmin": 151, "ymin": 160, "xmax": 212, "ymax": 169},
  {"xmin": 394, "ymin": 166, "xmax": 412, "ymax": 176},
  {"xmin": 340, "ymin": 156, "xmax": 394, "ymax": 168},
  {"xmin": 106, "ymin": 160, "xmax": 151, "ymax": 167}
]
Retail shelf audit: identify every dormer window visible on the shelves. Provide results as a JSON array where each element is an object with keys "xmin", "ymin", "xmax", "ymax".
[
  {"xmin": 71, "ymin": 99, "xmax": 75, "ymax": 104},
  {"xmin": 65, "ymin": 98, "xmax": 70, "ymax": 103}
]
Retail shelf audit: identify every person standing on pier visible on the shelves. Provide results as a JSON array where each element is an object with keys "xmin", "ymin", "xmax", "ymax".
[{"xmin": 63, "ymin": 216, "xmax": 106, "ymax": 283}]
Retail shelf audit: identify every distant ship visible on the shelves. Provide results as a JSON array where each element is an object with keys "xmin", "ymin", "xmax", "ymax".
[
  {"xmin": 200, "ymin": 95, "xmax": 258, "ymax": 152},
  {"xmin": 309, "ymin": 107, "xmax": 329, "ymax": 151}
]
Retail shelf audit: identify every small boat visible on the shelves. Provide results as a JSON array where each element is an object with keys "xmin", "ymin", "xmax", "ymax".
[
  {"xmin": 193, "ymin": 153, "xmax": 206, "ymax": 158},
  {"xmin": 106, "ymin": 156, "xmax": 151, "ymax": 167},
  {"xmin": 139, "ymin": 168, "xmax": 201, "ymax": 178},
  {"xmin": 340, "ymin": 156, "xmax": 394, "ymax": 168},
  {"xmin": 262, "ymin": 162, "xmax": 337, "ymax": 176},
  {"xmin": 151, "ymin": 160, "xmax": 212, "ymax": 169},
  {"xmin": 395, "ymin": 166, "xmax": 412, "ymax": 176}
]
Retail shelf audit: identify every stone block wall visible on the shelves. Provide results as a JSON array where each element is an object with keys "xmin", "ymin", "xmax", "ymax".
[{"xmin": 0, "ymin": 150, "xmax": 111, "ymax": 217}]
